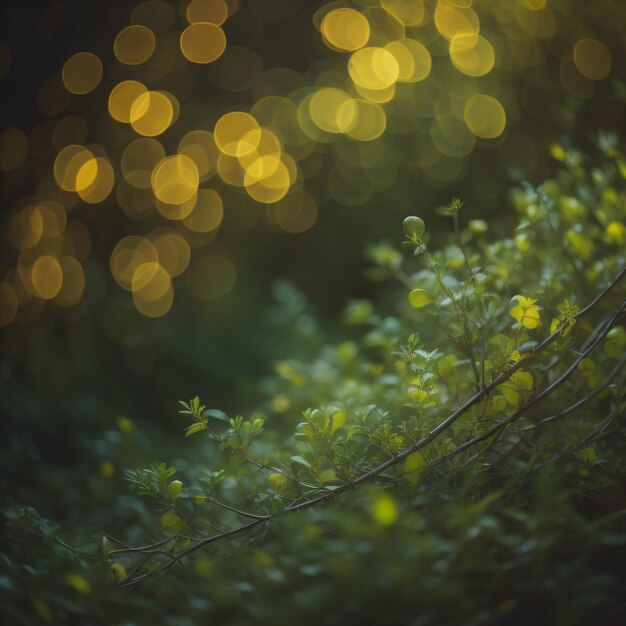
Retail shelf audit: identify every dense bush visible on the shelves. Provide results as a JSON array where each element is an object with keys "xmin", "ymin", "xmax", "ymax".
[{"xmin": 3, "ymin": 142, "xmax": 625, "ymax": 625}]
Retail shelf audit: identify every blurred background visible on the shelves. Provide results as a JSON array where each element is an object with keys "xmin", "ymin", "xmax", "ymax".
[{"xmin": 1, "ymin": 0, "xmax": 624, "ymax": 531}]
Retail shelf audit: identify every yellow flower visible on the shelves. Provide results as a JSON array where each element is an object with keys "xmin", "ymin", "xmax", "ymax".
[{"xmin": 509, "ymin": 296, "xmax": 541, "ymax": 329}]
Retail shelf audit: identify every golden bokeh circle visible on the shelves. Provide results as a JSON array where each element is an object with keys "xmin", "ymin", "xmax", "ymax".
[
  {"xmin": 180, "ymin": 22, "xmax": 227, "ymax": 64},
  {"xmin": 321, "ymin": 9, "xmax": 371, "ymax": 52},
  {"xmin": 130, "ymin": 91, "xmax": 174, "ymax": 137},
  {"xmin": 151, "ymin": 154, "xmax": 200, "ymax": 205},
  {"xmin": 464, "ymin": 95, "xmax": 506, "ymax": 139},
  {"xmin": 62, "ymin": 52, "xmax": 103, "ymax": 95},
  {"xmin": 114, "ymin": 25, "xmax": 156, "ymax": 65},
  {"xmin": 573, "ymin": 38, "xmax": 611, "ymax": 80}
]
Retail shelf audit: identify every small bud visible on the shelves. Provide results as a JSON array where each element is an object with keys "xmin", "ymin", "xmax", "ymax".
[{"xmin": 403, "ymin": 216, "xmax": 425, "ymax": 241}]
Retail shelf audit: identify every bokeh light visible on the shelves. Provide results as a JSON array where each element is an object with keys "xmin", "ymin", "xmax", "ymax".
[
  {"xmin": 114, "ymin": 25, "xmax": 157, "ymax": 65},
  {"xmin": 1, "ymin": 0, "xmax": 623, "ymax": 324},
  {"xmin": 62, "ymin": 52, "xmax": 103, "ymax": 95}
]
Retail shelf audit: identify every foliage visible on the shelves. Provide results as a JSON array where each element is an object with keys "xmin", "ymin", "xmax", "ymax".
[{"xmin": 3, "ymin": 141, "xmax": 625, "ymax": 624}]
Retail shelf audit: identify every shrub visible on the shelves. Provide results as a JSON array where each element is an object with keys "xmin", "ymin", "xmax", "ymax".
[{"xmin": 3, "ymin": 143, "xmax": 625, "ymax": 624}]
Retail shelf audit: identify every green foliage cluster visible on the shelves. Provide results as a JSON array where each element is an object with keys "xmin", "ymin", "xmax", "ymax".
[{"xmin": 2, "ymin": 142, "xmax": 625, "ymax": 624}]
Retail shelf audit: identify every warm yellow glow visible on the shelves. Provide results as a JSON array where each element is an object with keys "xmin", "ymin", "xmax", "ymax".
[
  {"xmin": 130, "ymin": 91, "xmax": 174, "ymax": 136},
  {"xmin": 180, "ymin": 22, "xmax": 226, "ymax": 64},
  {"xmin": 78, "ymin": 157, "xmax": 115, "ymax": 204},
  {"xmin": 122, "ymin": 138, "xmax": 166, "ymax": 189},
  {"xmin": 245, "ymin": 159, "xmax": 291, "ymax": 204},
  {"xmin": 237, "ymin": 128, "xmax": 282, "ymax": 175},
  {"xmin": 573, "ymin": 38, "xmax": 611, "ymax": 80},
  {"xmin": 114, "ymin": 25, "xmax": 156, "ymax": 65},
  {"xmin": 155, "ymin": 193, "xmax": 198, "ymax": 221},
  {"xmin": 450, "ymin": 34, "xmax": 495, "ymax": 77},
  {"xmin": 110, "ymin": 236, "xmax": 159, "ymax": 291},
  {"xmin": 384, "ymin": 39, "xmax": 432, "ymax": 82},
  {"xmin": 186, "ymin": 0, "xmax": 228, "ymax": 25},
  {"xmin": 214, "ymin": 112, "xmax": 261, "ymax": 156},
  {"xmin": 35, "ymin": 200, "xmax": 66, "ymax": 238},
  {"xmin": 108, "ymin": 81, "xmax": 149, "ymax": 123},
  {"xmin": 62, "ymin": 52, "xmax": 103, "ymax": 95},
  {"xmin": 148, "ymin": 229, "xmax": 191, "ymax": 277},
  {"xmin": 338, "ymin": 99, "xmax": 386, "ymax": 141},
  {"xmin": 178, "ymin": 130, "xmax": 219, "ymax": 180},
  {"xmin": 321, "ymin": 9, "xmax": 371, "ymax": 52},
  {"xmin": 151, "ymin": 155, "xmax": 200, "ymax": 205},
  {"xmin": 348, "ymin": 47, "xmax": 400, "ymax": 91},
  {"xmin": 9, "ymin": 206, "xmax": 43, "ymax": 250},
  {"xmin": 54, "ymin": 257, "xmax": 85, "ymax": 306},
  {"xmin": 31, "ymin": 255, "xmax": 63, "ymax": 299},
  {"xmin": 182, "ymin": 189, "xmax": 224, "ymax": 232},
  {"xmin": 381, "ymin": 0, "xmax": 426, "ymax": 26},
  {"xmin": 309, "ymin": 88, "xmax": 353, "ymax": 134},
  {"xmin": 54, "ymin": 145, "xmax": 97, "ymax": 192},
  {"xmin": 434, "ymin": 1, "xmax": 480, "ymax": 41},
  {"xmin": 217, "ymin": 153, "xmax": 247, "ymax": 187},
  {"xmin": 464, "ymin": 95, "xmax": 506, "ymax": 139},
  {"xmin": 132, "ymin": 263, "xmax": 174, "ymax": 317}
]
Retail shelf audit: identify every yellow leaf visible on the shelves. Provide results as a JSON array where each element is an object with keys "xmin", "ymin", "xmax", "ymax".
[
  {"xmin": 500, "ymin": 370, "xmax": 533, "ymax": 407},
  {"xmin": 65, "ymin": 573, "xmax": 91, "ymax": 594},
  {"xmin": 268, "ymin": 473, "xmax": 287, "ymax": 489},
  {"xmin": 510, "ymin": 296, "xmax": 541, "ymax": 329},
  {"xmin": 405, "ymin": 451, "xmax": 426, "ymax": 485},
  {"xmin": 110, "ymin": 562, "xmax": 127, "ymax": 582},
  {"xmin": 409, "ymin": 288, "xmax": 433, "ymax": 308},
  {"xmin": 330, "ymin": 409, "xmax": 346, "ymax": 431},
  {"xmin": 319, "ymin": 469, "xmax": 337, "ymax": 483}
]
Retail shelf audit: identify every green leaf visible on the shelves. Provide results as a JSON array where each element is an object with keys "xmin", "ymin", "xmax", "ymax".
[
  {"xmin": 185, "ymin": 423, "xmax": 205, "ymax": 437},
  {"xmin": 203, "ymin": 408, "xmax": 229, "ymax": 421},
  {"xmin": 405, "ymin": 451, "xmax": 426, "ymax": 485},
  {"xmin": 319, "ymin": 469, "xmax": 337, "ymax": 483},
  {"xmin": 167, "ymin": 480, "xmax": 183, "ymax": 502},
  {"xmin": 409, "ymin": 289, "xmax": 433, "ymax": 308},
  {"xmin": 252, "ymin": 418, "xmax": 265, "ymax": 433},
  {"xmin": 290, "ymin": 455, "xmax": 312, "ymax": 469},
  {"xmin": 576, "ymin": 447, "xmax": 597, "ymax": 463}
]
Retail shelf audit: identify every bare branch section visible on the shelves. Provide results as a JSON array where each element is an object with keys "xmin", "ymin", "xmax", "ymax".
[{"xmin": 107, "ymin": 266, "xmax": 625, "ymax": 588}]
